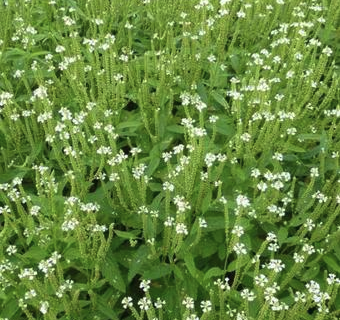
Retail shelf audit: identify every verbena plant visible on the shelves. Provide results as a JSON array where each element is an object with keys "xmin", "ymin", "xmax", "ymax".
[{"xmin": 0, "ymin": 0, "xmax": 340, "ymax": 319}]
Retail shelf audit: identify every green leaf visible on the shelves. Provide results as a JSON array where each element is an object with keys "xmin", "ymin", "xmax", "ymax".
[
  {"xmin": 0, "ymin": 167, "xmax": 30, "ymax": 183},
  {"xmin": 22, "ymin": 247, "xmax": 47, "ymax": 263},
  {"xmin": 199, "ymin": 237, "xmax": 218, "ymax": 258},
  {"xmin": 97, "ymin": 295, "xmax": 118, "ymax": 320},
  {"xmin": 277, "ymin": 227, "xmax": 288, "ymax": 245},
  {"xmin": 301, "ymin": 265, "xmax": 320, "ymax": 281},
  {"xmin": 101, "ymin": 256, "xmax": 126, "ymax": 292},
  {"xmin": 297, "ymin": 133, "xmax": 321, "ymax": 140},
  {"xmin": 201, "ymin": 189, "xmax": 212, "ymax": 214},
  {"xmin": 284, "ymin": 143, "xmax": 306, "ymax": 153},
  {"xmin": 0, "ymin": 297, "xmax": 19, "ymax": 319},
  {"xmin": 148, "ymin": 182, "xmax": 162, "ymax": 192},
  {"xmin": 197, "ymin": 82, "xmax": 208, "ymax": 103},
  {"xmin": 323, "ymin": 255, "xmax": 340, "ymax": 273},
  {"xmin": 114, "ymin": 229, "xmax": 141, "ymax": 239},
  {"xmin": 206, "ymin": 216, "xmax": 225, "ymax": 230},
  {"xmin": 143, "ymin": 263, "xmax": 172, "ymax": 280},
  {"xmin": 29, "ymin": 51, "xmax": 51, "ymax": 59},
  {"xmin": 166, "ymin": 125, "xmax": 185, "ymax": 134},
  {"xmin": 117, "ymin": 120, "xmax": 142, "ymax": 130},
  {"xmin": 211, "ymin": 91, "xmax": 229, "ymax": 108},
  {"xmin": 173, "ymin": 265, "xmax": 184, "ymax": 281},
  {"xmin": 128, "ymin": 245, "xmax": 150, "ymax": 282},
  {"xmin": 63, "ymin": 247, "xmax": 81, "ymax": 262},
  {"xmin": 230, "ymin": 55, "xmax": 241, "ymax": 73},
  {"xmin": 214, "ymin": 116, "xmax": 235, "ymax": 136},
  {"xmin": 227, "ymin": 256, "xmax": 249, "ymax": 272},
  {"xmin": 184, "ymin": 254, "xmax": 198, "ymax": 279},
  {"xmin": 203, "ymin": 267, "xmax": 224, "ymax": 282},
  {"xmin": 147, "ymin": 157, "xmax": 160, "ymax": 176}
]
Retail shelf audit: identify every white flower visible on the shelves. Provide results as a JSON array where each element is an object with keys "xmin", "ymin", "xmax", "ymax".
[
  {"xmin": 200, "ymin": 300, "xmax": 212, "ymax": 313},
  {"xmin": 164, "ymin": 217, "xmax": 175, "ymax": 227},
  {"xmin": 236, "ymin": 10, "xmax": 245, "ymax": 18},
  {"xmin": 302, "ymin": 244, "xmax": 315, "ymax": 255},
  {"xmin": 266, "ymin": 259, "xmax": 285, "ymax": 272},
  {"xmin": 173, "ymin": 144, "xmax": 184, "ymax": 154},
  {"xmin": 173, "ymin": 195, "xmax": 191, "ymax": 213},
  {"xmin": 293, "ymin": 252, "xmax": 304, "ymax": 263},
  {"xmin": 240, "ymin": 289, "xmax": 256, "ymax": 301},
  {"xmin": 322, "ymin": 46, "xmax": 332, "ymax": 56},
  {"xmin": 207, "ymin": 54, "xmax": 216, "ymax": 63},
  {"xmin": 0, "ymin": 92, "xmax": 14, "ymax": 106},
  {"xmin": 254, "ymin": 274, "xmax": 268, "ymax": 287},
  {"xmin": 257, "ymin": 181, "xmax": 267, "ymax": 192},
  {"xmin": 138, "ymin": 297, "xmax": 151, "ymax": 310},
  {"xmin": 199, "ymin": 217, "xmax": 207, "ymax": 228},
  {"xmin": 232, "ymin": 225, "xmax": 244, "ymax": 237},
  {"xmin": 287, "ymin": 127, "xmax": 297, "ymax": 135},
  {"xmin": 326, "ymin": 273, "xmax": 340, "ymax": 285},
  {"xmin": 176, "ymin": 223, "xmax": 188, "ymax": 235},
  {"xmin": 219, "ymin": 196, "xmax": 227, "ymax": 204},
  {"xmin": 272, "ymin": 152, "xmax": 283, "ymax": 161},
  {"xmin": 310, "ymin": 167, "xmax": 319, "ymax": 177},
  {"xmin": 209, "ymin": 115, "xmax": 219, "ymax": 123},
  {"xmin": 182, "ymin": 296, "xmax": 194, "ymax": 309},
  {"xmin": 24, "ymin": 289, "xmax": 37, "ymax": 300},
  {"xmin": 55, "ymin": 45, "xmax": 65, "ymax": 53},
  {"xmin": 240, "ymin": 133, "xmax": 251, "ymax": 142},
  {"xmin": 303, "ymin": 218, "xmax": 315, "ymax": 231},
  {"xmin": 204, "ymin": 153, "xmax": 216, "ymax": 167},
  {"xmin": 154, "ymin": 297, "xmax": 166, "ymax": 309},
  {"xmin": 13, "ymin": 69, "xmax": 25, "ymax": 78},
  {"xmin": 233, "ymin": 242, "xmax": 247, "ymax": 255},
  {"xmin": 140, "ymin": 279, "xmax": 151, "ymax": 292},
  {"xmin": 6, "ymin": 245, "xmax": 17, "ymax": 255},
  {"xmin": 31, "ymin": 86, "xmax": 48, "ymax": 101},
  {"xmin": 39, "ymin": 301, "xmax": 49, "ymax": 314},
  {"xmin": 286, "ymin": 70, "xmax": 295, "ymax": 79},
  {"xmin": 163, "ymin": 181, "xmax": 174, "ymax": 192},
  {"xmin": 162, "ymin": 151, "xmax": 172, "ymax": 162},
  {"xmin": 294, "ymin": 291, "xmax": 306, "ymax": 302},
  {"xmin": 236, "ymin": 194, "xmax": 250, "ymax": 208},
  {"xmin": 251, "ymin": 168, "xmax": 261, "ymax": 178}
]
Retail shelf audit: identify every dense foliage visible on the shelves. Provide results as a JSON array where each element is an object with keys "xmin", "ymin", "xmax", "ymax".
[{"xmin": 0, "ymin": 0, "xmax": 340, "ymax": 319}]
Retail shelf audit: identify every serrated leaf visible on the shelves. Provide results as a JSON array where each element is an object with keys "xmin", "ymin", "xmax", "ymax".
[
  {"xmin": 29, "ymin": 51, "xmax": 51, "ymax": 59},
  {"xmin": 101, "ymin": 256, "xmax": 126, "ymax": 292},
  {"xmin": 147, "ymin": 157, "xmax": 160, "ymax": 176},
  {"xmin": 166, "ymin": 125, "xmax": 185, "ymax": 134},
  {"xmin": 114, "ymin": 229, "xmax": 141, "ymax": 239},
  {"xmin": 277, "ymin": 227, "xmax": 288, "ymax": 245},
  {"xmin": 148, "ymin": 182, "xmax": 162, "ymax": 192},
  {"xmin": 173, "ymin": 265, "xmax": 184, "ymax": 281},
  {"xmin": 0, "ymin": 298, "xmax": 19, "ymax": 319},
  {"xmin": 0, "ymin": 167, "xmax": 30, "ymax": 183},
  {"xmin": 227, "ymin": 256, "xmax": 249, "ymax": 272},
  {"xmin": 211, "ymin": 91, "xmax": 229, "ymax": 108},
  {"xmin": 284, "ymin": 143, "xmax": 306, "ymax": 153},
  {"xmin": 97, "ymin": 295, "xmax": 118, "ymax": 320},
  {"xmin": 301, "ymin": 265, "xmax": 320, "ymax": 281},
  {"xmin": 201, "ymin": 189, "xmax": 212, "ymax": 214},
  {"xmin": 128, "ymin": 245, "xmax": 150, "ymax": 282},
  {"xmin": 184, "ymin": 254, "xmax": 198, "ymax": 279},
  {"xmin": 297, "ymin": 133, "xmax": 321, "ymax": 140},
  {"xmin": 22, "ymin": 247, "xmax": 47, "ymax": 262},
  {"xmin": 117, "ymin": 121, "xmax": 142, "ymax": 130},
  {"xmin": 143, "ymin": 263, "xmax": 172, "ymax": 280},
  {"xmin": 206, "ymin": 216, "xmax": 225, "ymax": 230},
  {"xmin": 203, "ymin": 267, "xmax": 224, "ymax": 282},
  {"xmin": 323, "ymin": 255, "xmax": 340, "ymax": 273}
]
